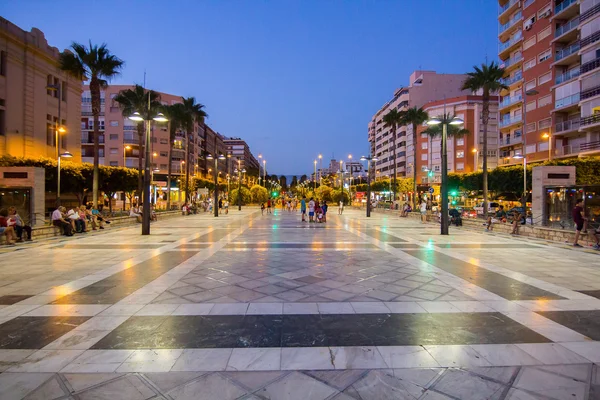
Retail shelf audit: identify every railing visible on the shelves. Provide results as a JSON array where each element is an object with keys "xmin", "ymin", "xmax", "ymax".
[
  {"xmin": 523, "ymin": 0, "xmax": 534, "ymax": 8},
  {"xmin": 499, "ymin": 114, "xmax": 522, "ymax": 127},
  {"xmin": 555, "ymin": 0, "xmax": 577, "ymax": 15},
  {"xmin": 554, "ymin": 93, "xmax": 580, "ymax": 108},
  {"xmin": 501, "ymin": 135, "xmax": 523, "ymax": 145},
  {"xmin": 580, "ymin": 140, "xmax": 600, "ymax": 150},
  {"xmin": 81, "ymin": 136, "xmax": 105, "ymax": 144},
  {"xmin": 500, "ymin": 94, "xmax": 523, "ymax": 108},
  {"xmin": 581, "ymin": 2, "xmax": 600, "ymax": 22},
  {"xmin": 555, "ymin": 42, "xmax": 580, "ymax": 61},
  {"xmin": 501, "ymin": 71, "xmax": 523, "ymax": 86},
  {"xmin": 581, "ymin": 85, "xmax": 600, "ymax": 100},
  {"xmin": 581, "ymin": 57, "xmax": 600, "ymax": 74},
  {"xmin": 555, "ymin": 119, "xmax": 580, "ymax": 133},
  {"xmin": 499, "ymin": 0, "xmax": 519, "ymax": 14},
  {"xmin": 123, "ymin": 137, "xmax": 140, "ymax": 144},
  {"xmin": 499, "ymin": 31, "xmax": 523, "ymax": 52},
  {"xmin": 499, "ymin": 11, "xmax": 522, "ymax": 33},
  {"xmin": 555, "ymin": 17, "xmax": 580, "ymax": 38},
  {"xmin": 581, "ymin": 114, "xmax": 600, "ymax": 127},
  {"xmin": 555, "ymin": 68, "xmax": 580, "ymax": 84},
  {"xmin": 503, "ymin": 53, "xmax": 523, "ymax": 68},
  {"xmin": 557, "ymin": 140, "xmax": 600, "ymax": 155},
  {"xmin": 123, "ymin": 125, "xmax": 137, "ymax": 131},
  {"xmin": 581, "ymin": 31, "xmax": 600, "ymax": 48}
]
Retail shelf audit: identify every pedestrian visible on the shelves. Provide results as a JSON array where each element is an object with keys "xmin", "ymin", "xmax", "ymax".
[
  {"xmin": 300, "ymin": 196, "xmax": 307, "ymax": 222},
  {"xmin": 593, "ymin": 227, "xmax": 600, "ymax": 250},
  {"xmin": 267, "ymin": 198, "xmax": 272, "ymax": 214},
  {"xmin": 224, "ymin": 199, "xmax": 229, "ymax": 215},
  {"xmin": 511, "ymin": 211, "xmax": 521, "ymax": 235},
  {"xmin": 573, "ymin": 198, "xmax": 587, "ymax": 247},
  {"xmin": 261, "ymin": 202, "xmax": 265, "ymax": 215},
  {"xmin": 420, "ymin": 199, "xmax": 427, "ymax": 223},
  {"xmin": 218, "ymin": 198, "xmax": 223, "ymax": 215},
  {"xmin": 308, "ymin": 197, "xmax": 316, "ymax": 222},
  {"xmin": 8, "ymin": 206, "xmax": 32, "ymax": 241},
  {"xmin": 322, "ymin": 201, "xmax": 328, "ymax": 222},
  {"xmin": 52, "ymin": 206, "xmax": 73, "ymax": 236},
  {"xmin": 338, "ymin": 199, "xmax": 344, "ymax": 215}
]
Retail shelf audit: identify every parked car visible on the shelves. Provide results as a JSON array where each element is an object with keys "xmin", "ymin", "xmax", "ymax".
[
  {"xmin": 474, "ymin": 202, "xmax": 499, "ymax": 215},
  {"xmin": 461, "ymin": 208, "xmax": 478, "ymax": 218}
]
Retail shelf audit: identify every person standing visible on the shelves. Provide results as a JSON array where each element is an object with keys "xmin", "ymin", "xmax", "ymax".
[
  {"xmin": 338, "ymin": 199, "xmax": 344, "ymax": 215},
  {"xmin": 573, "ymin": 198, "xmax": 587, "ymax": 247},
  {"xmin": 224, "ymin": 199, "xmax": 229, "ymax": 215},
  {"xmin": 322, "ymin": 201, "xmax": 328, "ymax": 223},
  {"xmin": 420, "ymin": 199, "xmax": 427, "ymax": 223},
  {"xmin": 300, "ymin": 196, "xmax": 307, "ymax": 222},
  {"xmin": 267, "ymin": 198, "xmax": 272, "ymax": 214},
  {"xmin": 218, "ymin": 198, "xmax": 223, "ymax": 215},
  {"xmin": 308, "ymin": 197, "xmax": 316, "ymax": 222}
]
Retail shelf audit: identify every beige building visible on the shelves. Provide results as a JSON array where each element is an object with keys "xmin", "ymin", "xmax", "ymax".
[{"xmin": 0, "ymin": 18, "xmax": 82, "ymax": 161}]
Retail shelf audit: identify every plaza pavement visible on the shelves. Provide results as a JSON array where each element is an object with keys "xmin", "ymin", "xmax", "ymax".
[{"xmin": 0, "ymin": 207, "xmax": 599, "ymax": 399}]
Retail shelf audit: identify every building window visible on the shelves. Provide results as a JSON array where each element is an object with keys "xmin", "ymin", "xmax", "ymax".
[
  {"xmin": 524, "ymin": 58, "xmax": 536, "ymax": 70},
  {"xmin": 0, "ymin": 51, "xmax": 6, "ymax": 76},
  {"xmin": 421, "ymin": 154, "xmax": 428, "ymax": 161},
  {"xmin": 420, "ymin": 133, "xmax": 428, "ymax": 139},
  {"xmin": 110, "ymin": 120, "xmax": 119, "ymax": 127},
  {"xmin": 538, "ymin": 26, "xmax": 551, "ymax": 41},
  {"xmin": 538, "ymin": 71, "xmax": 551, "ymax": 85},
  {"xmin": 46, "ymin": 75, "xmax": 53, "ymax": 96},
  {"xmin": 537, "ymin": 5, "xmax": 551, "ymax": 19},
  {"xmin": 538, "ymin": 117, "xmax": 551, "ymax": 129},
  {"xmin": 160, "ymin": 164, "xmax": 167, "ymax": 169},
  {"xmin": 61, "ymin": 81, "xmax": 67, "ymax": 102},
  {"xmin": 456, "ymin": 162, "xmax": 464, "ymax": 171},
  {"xmin": 109, "ymin": 133, "xmax": 118, "ymax": 140},
  {"xmin": 159, "ymin": 151, "xmax": 168, "ymax": 157},
  {"xmin": 0, "ymin": 108, "xmax": 5, "ymax": 136},
  {"xmin": 109, "ymin": 161, "xmax": 118, "ymax": 166},
  {"xmin": 538, "ymin": 94, "xmax": 552, "ymax": 107},
  {"xmin": 46, "ymin": 114, "xmax": 54, "ymax": 146},
  {"xmin": 526, "ymin": 122, "xmax": 536, "ymax": 133},
  {"xmin": 421, "ymin": 142, "xmax": 428, "ymax": 149},
  {"xmin": 538, "ymin": 49, "xmax": 551, "ymax": 63},
  {"xmin": 526, "ymin": 100, "xmax": 537, "ymax": 112},
  {"xmin": 110, "ymin": 148, "xmax": 118, "ymax": 155},
  {"xmin": 456, "ymin": 150, "xmax": 464, "ymax": 158},
  {"xmin": 456, "ymin": 138, "xmax": 464, "ymax": 146},
  {"xmin": 526, "ymin": 144, "xmax": 536, "ymax": 154},
  {"xmin": 524, "ymin": 37, "xmax": 536, "ymax": 50},
  {"xmin": 160, "ymin": 138, "xmax": 168, "ymax": 144},
  {"xmin": 61, "ymin": 119, "xmax": 67, "ymax": 149}
]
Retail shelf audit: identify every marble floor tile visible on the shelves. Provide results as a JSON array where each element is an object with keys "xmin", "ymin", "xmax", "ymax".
[
  {"xmin": 7, "ymin": 349, "xmax": 85, "ymax": 372},
  {"xmin": 431, "ymin": 369, "xmax": 506, "ymax": 400},
  {"xmin": 424, "ymin": 345, "xmax": 492, "ymax": 368},
  {"xmin": 515, "ymin": 343, "xmax": 592, "ymax": 364},
  {"xmin": 171, "ymin": 349, "xmax": 233, "ymax": 371},
  {"xmin": 98, "ymin": 304, "xmax": 145, "ymax": 317},
  {"xmin": 227, "ymin": 348, "xmax": 281, "ymax": 371},
  {"xmin": 561, "ymin": 342, "xmax": 600, "ymax": 362},
  {"xmin": 247, "ymin": 303, "xmax": 283, "ymax": 315},
  {"xmin": 350, "ymin": 370, "xmax": 426, "ymax": 399},
  {"xmin": 166, "ymin": 372, "xmax": 246, "ymax": 400},
  {"xmin": 514, "ymin": 366, "xmax": 587, "ymax": 400},
  {"xmin": 281, "ymin": 347, "xmax": 334, "ymax": 370},
  {"xmin": 317, "ymin": 303, "xmax": 355, "ymax": 314},
  {"xmin": 0, "ymin": 372, "xmax": 53, "ymax": 400},
  {"xmin": 76, "ymin": 375, "xmax": 157, "ymax": 400},
  {"xmin": 135, "ymin": 303, "xmax": 179, "ymax": 316},
  {"xmin": 283, "ymin": 302, "xmax": 319, "ymax": 314},
  {"xmin": 469, "ymin": 344, "xmax": 543, "ymax": 366},
  {"xmin": 417, "ymin": 301, "xmax": 462, "ymax": 313},
  {"xmin": 209, "ymin": 303, "xmax": 249, "ymax": 315},
  {"xmin": 117, "ymin": 349, "xmax": 183, "ymax": 372},
  {"xmin": 329, "ymin": 347, "xmax": 388, "ymax": 369},
  {"xmin": 172, "ymin": 303, "xmax": 214, "ymax": 315},
  {"xmin": 383, "ymin": 301, "xmax": 428, "ymax": 313},
  {"xmin": 256, "ymin": 371, "xmax": 337, "ymax": 400},
  {"xmin": 43, "ymin": 329, "xmax": 111, "ymax": 350},
  {"xmin": 377, "ymin": 346, "xmax": 441, "ymax": 368},
  {"xmin": 74, "ymin": 316, "xmax": 130, "ymax": 331}
]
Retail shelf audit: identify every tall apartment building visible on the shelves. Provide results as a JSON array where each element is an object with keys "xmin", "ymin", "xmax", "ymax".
[
  {"xmin": 417, "ymin": 95, "xmax": 500, "ymax": 184},
  {"xmin": 223, "ymin": 137, "xmax": 260, "ymax": 174},
  {"xmin": 497, "ymin": 0, "xmax": 600, "ymax": 165},
  {"xmin": 368, "ymin": 70, "xmax": 471, "ymax": 181},
  {"xmin": 203, "ymin": 124, "xmax": 228, "ymax": 178},
  {"xmin": 0, "ymin": 18, "xmax": 82, "ymax": 161}
]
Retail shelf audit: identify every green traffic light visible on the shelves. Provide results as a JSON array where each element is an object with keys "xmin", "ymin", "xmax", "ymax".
[
  {"xmin": 428, "ymin": 171, "xmax": 434, "ymax": 177},
  {"xmin": 450, "ymin": 191, "xmax": 458, "ymax": 196}
]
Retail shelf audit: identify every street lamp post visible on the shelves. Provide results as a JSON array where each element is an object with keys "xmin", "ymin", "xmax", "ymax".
[
  {"xmin": 262, "ymin": 159, "xmax": 266, "ymax": 187},
  {"xmin": 313, "ymin": 160, "xmax": 317, "ymax": 191},
  {"xmin": 318, "ymin": 154, "xmax": 323, "ymax": 184},
  {"xmin": 427, "ymin": 113, "xmax": 464, "ymax": 235},
  {"xmin": 207, "ymin": 153, "xmax": 226, "ymax": 217},
  {"xmin": 124, "ymin": 145, "xmax": 131, "ymax": 167},
  {"xmin": 472, "ymin": 148, "xmax": 478, "ymax": 172},
  {"xmin": 57, "ymin": 151, "xmax": 73, "ymax": 204},
  {"xmin": 542, "ymin": 132, "xmax": 552, "ymax": 160},
  {"xmin": 360, "ymin": 155, "xmax": 378, "ymax": 217}
]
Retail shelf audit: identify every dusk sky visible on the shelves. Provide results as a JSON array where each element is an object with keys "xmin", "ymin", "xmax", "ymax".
[{"xmin": 4, "ymin": 0, "xmax": 497, "ymax": 175}]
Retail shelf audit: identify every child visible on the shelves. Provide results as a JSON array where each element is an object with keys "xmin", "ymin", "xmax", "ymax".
[
  {"xmin": 261, "ymin": 203, "xmax": 265, "ymax": 215},
  {"xmin": 322, "ymin": 201, "xmax": 328, "ymax": 223},
  {"xmin": 316, "ymin": 203, "xmax": 323, "ymax": 223}
]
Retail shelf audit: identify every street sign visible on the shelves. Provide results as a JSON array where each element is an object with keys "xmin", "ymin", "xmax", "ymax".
[
  {"xmin": 428, "ymin": 187, "xmax": 435, "ymax": 194},
  {"xmin": 198, "ymin": 188, "xmax": 209, "ymax": 195}
]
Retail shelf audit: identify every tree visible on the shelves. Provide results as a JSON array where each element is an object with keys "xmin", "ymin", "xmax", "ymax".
[
  {"xmin": 423, "ymin": 113, "xmax": 470, "ymax": 176},
  {"xmin": 279, "ymin": 175, "xmax": 288, "ymax": 190},
  {"xmin": 383, "ymin": 109, "xmax": 403, "ymax": 203},
  {"xmin": 400, "ymin": 107, "xmax": 429, "ymax": 207},
  {"xmin": 113, "ymin": 85, "xmax": 161, "ymax": 200},
  {"xmin": 300, "ymin": 175, "xmax": 308, "ymax": 183},
  {"xmin": 60, "ymin": 41, "xmax": 124, "ymax": 208},
  {"xmin": 331, "ymin": 189, "xmax": 350, "ymax": 204},
  {"xmin": 462, "ymin": 61, "xmax": 507, "ymax": 218},
  {"xmin": 291, "ymin": 176, "xmax": 298, "ymax": 188},
  {"xmin": 101, "ymin": 166, "xmax": 137, "ymax": 213},
  {"xmin": 181, "ymin": 97, "xmax": 207, "ymax": 202},
  {"xmin": 230, "ymin": 187, "xmax": 252, "ymax": 205},
  {"xmin": 161, "ymin": 103, "xmax": 186, "ymax": 210},
  {"xmin": 315, "ymin": 185, "xmax": 333, "ymax": 202},
  {"xmin": 250, "ymin": 184, "xmax": 269, "ymax": 204}
]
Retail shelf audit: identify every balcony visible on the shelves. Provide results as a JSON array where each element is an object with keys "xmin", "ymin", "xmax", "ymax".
[
  {"xmin": 123, "ymin": 137, "xmax": 140, "ymax": 144},
  {"xmin": 555, "ymin": 119, "xmax": 581, "ymax": 134},
  {"xmin": 581, "ymin": 2, "xmax": 600, "ymax": 23},
  {"xmin": 556, "ymin": 141, "xmax": 600, "ymax": 156},
  {"xmin": 499, "ymin": 0, "xmax": 520, "ymax": 22},
  {"xmin": 501, "ymin": 71, "xmax": 523, "ymax": 87},
  {"xmin": 499, "ymin": 32, "xmax": 524, "ymax": 58},
  {"xmin": 581, "ymin": 31, "xmax": 600, "ymax": 49},
  {"xmin": 555, "ymin": 68, "xmax": 581, "ymax": 84},
  {"xmin": 580, "ymin": 114, "xmax": 600, "ymax": 128},
  {"xmin": 502, "ymin": 54, "xmax": 524, "ymax": 72},
  {"xmin": 81, "ymin": 135, "xmax": 105, "ymax": 144},
  {"xmin": 581, "ymin": 57, "xmax": 600, "ymax": 75},
  {"xmin": 554, "ymin": 42, "xmax": 580, "ymax": 65},
  {"xmin": 500, "ymin": 135, "xmax": 523, "ymax": 146},
  {"xmin": 581, "ymin": 84, "xmax": 600, "ymax": 100},
  {"xmin": 123, "ymin": 125, "xmax": 137, "ymax": 131},
  {"xmin": 554, "ymin": 93, "xmax": 580, "ymax": 110},
  {"xmin": 499, "ymin": 94, "xmax": 523, "ymax": 110},
  {"xmin": 499, "ymin": 114, "xmax": 523, "ymax": 128},
  {"xmin": 554, "ymin": 0, "xmax": 579, "ymax": 19},
  {"xmin": 499, "ymin": 11, "xmax": 522, "ymax": 39},
  {"xmin": 554, "ymin": 17, "xmax": 580, "ymax": 42}
]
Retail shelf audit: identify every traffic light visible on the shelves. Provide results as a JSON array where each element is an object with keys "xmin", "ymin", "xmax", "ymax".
[
  {"xmin": 427, "ymin": 170, "xmax": 434, "ymax": 177},
  {"xmin": 451, "ymin": 200, "xmax": 457, "ymax": 205},
  {"xmin": 450, "ymin": 190, "xmax": 458, "ymax": 197},
  {"xmin": 272, "ymin": 192, "xmax": 278, "ymax": 197}
]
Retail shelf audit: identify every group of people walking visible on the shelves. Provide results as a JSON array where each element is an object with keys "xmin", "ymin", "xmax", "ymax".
[{"xmin": 261, "ymin": 196, "xmax": 340, "ymax": 223}]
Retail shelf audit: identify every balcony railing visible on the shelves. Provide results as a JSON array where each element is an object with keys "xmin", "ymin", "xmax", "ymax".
[
  {"xmin": 555, "ymin": 0, "xmax": 577, "ymax": 15},
  {"xmin": 581, "ymin": 85, "xmax": 600, "ymax": 100},
  {"xmin": 499, "ymin": 0, "xmax": 519, "ymax": 14},
  {"xmin": 499, "ymin": 114, "xmax": 522, "ymax": 127},
  {"xmin": 499, "ymin": 31, "xmax": 523, "ymax": 52},
  {"xmin": 555, "ymin": 17, "xmax": 580, "ymax": 39},
  {"xmin": 503, "ymin": 54, "xmax": 523, "ymax": 69},
  {"xmin": 581, "ymin": 3, "xmax": 600, "ymax": 22},
  {"xmin": 523, "ymin": 0, "xmax": 534, "ymax": 7},
  {"xmin": 555, "ymin": 93, "xmax": 580, "ymax": 108},
  {"xmin": 123, "ymin": 125, "xmax": 137, "ymax": 131},
  {"xmin": 581, "ymin": 31, "xmax": 600, "ymax": 48},
  {"xmin": 558, "ymin": 141, "xmax": 600, "ymax": 156},
  {"xmin": 501, "ymin": 135, "xmax": 523, "ymax": 145},
  {"xmin": 581, "ymin": 57, "xmax": 600, "ymax": 74},
  {"xmin": 581, "ymin": 140, "xmax": 600, "ymax": 151},
  {"xmin": 81, "ymin": 135, "xmax": 105, "ymax": 144},
  {"xmin": 123, "ymin": 137, "xmax": 140, "ymax": 144},
  {"xmin": 500, "ymin": 94, "xmax": 523, "ymax": 108},
  {"xmin": 581, "ymin": 114, "xmax": 600, "ymax": 127},
  {"xmin": 555, "ymin": 42, "xmax": 580, "ymax": 61},
  {"xmin": 555, "ymin": 68, "xmax": 581, "ymax": 84},
  {"xmin": 501, "ymin": 71, "xmax": 523, "ymax": 86},
  {"xmin": 555, "ymin": 119, "xmax": 581, "ymax": 133},
  {"xmin": 499, "ymin": 11, "xmax": 522, "ymax": 34}
]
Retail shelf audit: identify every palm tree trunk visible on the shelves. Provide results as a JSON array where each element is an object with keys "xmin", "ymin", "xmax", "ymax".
[
  {"xmin": 392, "ymin": 124, "xmax": 397, "ymax": 205},
  {"xmin": 184, "ymin": 130, "xmax": 190, "ymax": 203},
  {"xmin": 167, "ymin": 123, "xmax": 173, "ymax": 211},
  {"xmin": 482, "ymin": 97, "xmax": 489, "ymax": 220},
  {"xmin": 90, "ymin": 78, "xmax": 101, "ymax": 208},
  {"xmin": 412, "ymin": 122, "xmax": 418, "ymax": 208},
  {"xmin": 137, "ymin": 123, "xmax": 144, "ymax": 204}
]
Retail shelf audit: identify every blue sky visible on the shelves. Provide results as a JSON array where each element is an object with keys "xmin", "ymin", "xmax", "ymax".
[{"xmin": 4, "ymin": 0, "xmax": 497, "ymax": 175}]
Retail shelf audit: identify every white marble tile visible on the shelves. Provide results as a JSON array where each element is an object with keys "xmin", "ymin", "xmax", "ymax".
[
  {"xmin": 562, "ymin": 342, "xmax": 600, "ymax": 362},
  {"xmin": 281, "ymin": 347, "xmax": 334, "ymax": 370},
  {"xmin": 424, "ymin": 345, "xmax": 492, "ymax": 368},
  {"xmin": 329, "ymin": 346, "xmax": 388, "ymax": 369},
  {"xmin": 116, "ymin": 293, "xmax": 160, "ymax": 305},
  {"xmin": 247, "ymin": 303, "xmax": 283, "ymax": 315},
  {"xmin": 514, "ymin": 366, "xmax": 587, "ymax": 400},
  {"xmin": 70, "ymin": 349, "xmax": 135, "ymax": 364},
  {"xmin": 317, "ymin": 303, "xmax": 355, "ymax": 314},
  {"xmin": 283, "ymin": 302, "xmax": 319, "ymax": 314},
  {"xmin": 98, "ymin": 304, "xmax": 145, "ymax": 316},
  {"xmin": 384, "ymin": 302, "xmax": 428, "ymax": 313},
  {"xmin": 43, "ymin": 330, "xmax": 111, "ymax": 350},
  {"xmin": 261, "ymin": 371, "xmax": 337, "ymax": 400},
  {"xmin": 377, "ymin": 346, "xmax": 441, "ymax": 368},
  {"xmin": 0, "ymin": 349, "xmax": 36, "ymax": 363},
  {"xmin": 209, "ymin": 303, "xmax": 249, "ymax": 315},
  {"xmin": 171, "ymin": 349, "xmax": 232, "ymax": 371},
  {"xmin": 117, "ymin": 349, "xmax": 183, "ymax": 372},
  {"xmin": 172, "ymin": 303, "xmax": 214, "ymax": 315},
  {"xmin": 135, "ymin": 303, "xmax": 179, "ymax": 316},
  {"xmin": 74, "ymin": 316, "xmax": 130, "ymax": 331},
  {"xmin": 0, "ymin": 372, "xmax": 54, "ymax": 400},
  {"xmin": 469, "ymin": 344, "xmax": 542, "ymax": 366},
  {"xmin": 350, "ymin": 302, "xmax": 391, "ymax": 314},
  {"xmin": 60, "ymin": 362, "xmax": 122, "ymax": 373},
  {"xmin": 449, "ymin": 301, "xmax": 495, "ymax": 313},
  {"xmin": 0, "ymin": 304, "xmax": 42, "ymax": 317},
  {"xmin": 7, "ymin": 349, "xmax": 85, "ymax": 372},
  {"xmin": 226, "ymin": 348, "xmax": 281, "ymax": 371},
  {"xmin": 481, "ymin": 301, "xmax": 530, "ymax": 313},
  {"xmin": 515, "ymin": 343, "xmax": 591, "ymax": 364},
  {"xmin": 417, "ymin": 302, "xmax": 462, "ymax": 313}
]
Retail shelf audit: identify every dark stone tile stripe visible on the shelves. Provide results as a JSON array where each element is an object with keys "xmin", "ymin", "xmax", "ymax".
[
  {"xmin": 538, "ymin": 310, "xmax": 600, "ymax": 340},
  {"xmin": 576, "ymin": 290, "xmax": 600, "ymax": 299},
  {"xmin": 224, "ymin": 243, "xmax": 378, "ymax": 249},
  {"xmin": 402, "ymin": 250, "xmax": 564, "ymax": 301},
  {"xmin": 363, "ymin": 229, "xmax": 407, "ymax": 243},
  {"xmin": 0, "ymin": 316, "xmax": 90, "ymax": 349},
  {"xmin": 91, "ymin": 312, "xmax": 550, "ymax": 350},
  {"xmin": 435, "ymin": 244, "xmax": 542, "ymax": 249},
  {"xmin": 55, "ymin": 244, "xmax": 164, "ymax": 249},
  {"xmin": 52, "ymin": 251, "xmax": 198, "ymax": 305},
  {"xmin": 190, "ymin": 229, "xmax": 237, "ymax": 243},
  {"xmin": 0, "ymin": 295, "xmax": 33, "ymax": 305}
]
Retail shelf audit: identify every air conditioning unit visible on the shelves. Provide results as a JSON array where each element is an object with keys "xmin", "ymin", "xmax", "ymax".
[
  {"xmin": 525, "ymin": 23, "xmax": 532, "ymax": 31},
  {"xmin": 540, "ymin": 10, "xmax": 552, "ymax": 18}
]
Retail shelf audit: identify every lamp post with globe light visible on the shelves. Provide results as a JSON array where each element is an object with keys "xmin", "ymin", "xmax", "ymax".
[
  {"xmin": 360, "ymin": 155, "xmax": 378, "ymax": 217},
  {"xmin": 206, "ymin": 152, "xmax": 226, "ymax": 217}
]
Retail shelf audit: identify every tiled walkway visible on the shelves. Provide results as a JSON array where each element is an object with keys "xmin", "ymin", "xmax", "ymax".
[{"xmin": 0, "ymin": 208, "xmax": 599, "ymax": 399}]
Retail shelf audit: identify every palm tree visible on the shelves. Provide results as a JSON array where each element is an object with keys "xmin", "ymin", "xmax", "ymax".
[
  {"xmin": 462, "ymin": 62, "xmax": 507, "ymax": 219},
  {"xmin": 60, "ymin": 41, "xmax": 124, "ymax": 207},
  {"xmin": 161, "ymin": 103, "xmax": 186, "ymax": 210},
  {"xmin": 383, "ymin": 109, "xmax": 404, "ymax": 204},
  {"xmin": 401, "ymin": 107, "xmax": 429, "ymax": 207},
  {"xmin": 181, "ymin": 97, "xmax": 208, "ymax": 202},
  {"xmin": 113, "ymin": 85, "xmax": 162, "ymax": 201}
]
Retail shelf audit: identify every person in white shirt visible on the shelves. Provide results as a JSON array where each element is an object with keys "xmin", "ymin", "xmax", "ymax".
[
  {"xmin": 420, "ymin": 200, "xmax": 428, "ymax": 223},
  {"xmin": 338, "ymin": 200, "xmax": 344, "ymax": 215},
  {"xmin": 52, "ymin": 206, "xmax": 73, "ymax": 236},
  {"xmin": 308, "ymin": 198, "xmax": 316, "ymax": 222},
  {"xmin": 130, "ymin": 206, "xmax": 142, "ymax": 223}
]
